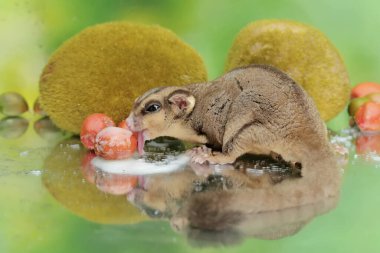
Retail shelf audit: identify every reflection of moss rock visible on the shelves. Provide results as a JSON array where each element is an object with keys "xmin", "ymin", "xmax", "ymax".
[
  {"xmin": 40, "ymin": 22, "xmax": 207, "ymax": 133},
  {"xmin": 42, "ymin": 138, "xmax": 147, "ymax": 224},
  {"xmin": 226, "ymin": 20, "xmax": 350, "ymax": 121}
]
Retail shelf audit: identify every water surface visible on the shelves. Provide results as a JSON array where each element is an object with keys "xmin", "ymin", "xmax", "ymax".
[{"xmin": 1, "ymin": 115, "xmax": 379, "ymax": 253}]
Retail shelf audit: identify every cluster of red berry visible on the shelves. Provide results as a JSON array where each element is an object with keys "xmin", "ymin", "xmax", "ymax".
[
  {"xmin": 349, "ymin": 82, "xmax": 380, "ymax": 132},
  {"xmin": 347, "ymin": 82, "xmax": 380, "ymax": 155},
  {"xmin": 80, "ymin": 113, "xmax": 137, "ymax": 160}
]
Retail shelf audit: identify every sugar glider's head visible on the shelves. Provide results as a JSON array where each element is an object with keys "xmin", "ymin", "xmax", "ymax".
[{"xmin": 127, "ymin": 87, "xmax": 195, "ymax": 141}]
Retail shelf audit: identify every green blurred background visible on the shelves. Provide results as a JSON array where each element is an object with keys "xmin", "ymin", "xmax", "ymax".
[
  {"xmin": 1, "ymin": 0, "xmax": 380, "ymax": 106},
  {"xmin": 1, "ymin": 0, "xmax": 380, "ymax": 253}
]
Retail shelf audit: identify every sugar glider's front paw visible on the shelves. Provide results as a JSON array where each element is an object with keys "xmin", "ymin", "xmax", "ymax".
[
  {"xmin": 186, "ymin": 145, "xmax": 212, "ymax": 164},
  {"xmin": 186, "ymin": 145, "xmax": 212, "ymax": 157}
]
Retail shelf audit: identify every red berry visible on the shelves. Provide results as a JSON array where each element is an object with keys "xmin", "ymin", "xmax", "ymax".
[
  {"xmin": 356, "ymin": 135, "xmax": 380, "ymax": 154},
  {"xmin": 355, "ymin": 102, "xmax": 380, "ymax": 132},
  {"xmin": 118, "ymin": 120, "xmax": 128, "ymax": 129},
  {"xmin": 81, "ymin": 151, "xmax": 97, "ymax": 184},
  {"xmin": 351, "ymin": 82, "xmax": 380, "ymax": 98},
  {"xmin": 94, "ymin": 127, "xmax": 137, "ymax": 160},
  {"xmin": 80, "ymin": 113, "xmax": 115, "ymax": 149}
]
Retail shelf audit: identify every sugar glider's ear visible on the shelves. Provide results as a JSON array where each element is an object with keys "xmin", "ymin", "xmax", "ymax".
[{"xmin": 167, "ymin": 89, "xmax": 195, "ymax": 117}]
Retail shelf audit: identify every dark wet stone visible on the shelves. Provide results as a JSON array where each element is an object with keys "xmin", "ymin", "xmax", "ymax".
[{"xmin": 143, "ymin": 137, "xmax": 186, "ymax": 162}]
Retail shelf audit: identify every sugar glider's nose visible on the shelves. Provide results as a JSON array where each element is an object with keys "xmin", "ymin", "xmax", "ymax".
[{"xmin": 126, "ymin": 114, "xmax": 135, "ymax": 130}]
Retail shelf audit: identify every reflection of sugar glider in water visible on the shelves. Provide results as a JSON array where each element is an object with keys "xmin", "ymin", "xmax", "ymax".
[
  {"xmin": 127, "ymin": 164, "xmax": 338, "ymax": 235},
  {"xmin": 127, "ymin": 64, "xmax": 342, "ymax": 209}
]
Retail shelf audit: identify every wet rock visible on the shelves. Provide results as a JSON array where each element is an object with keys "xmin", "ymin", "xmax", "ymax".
[{"xmin": 144, "ymin": 137, "xmax": 186, "ymax": 163}]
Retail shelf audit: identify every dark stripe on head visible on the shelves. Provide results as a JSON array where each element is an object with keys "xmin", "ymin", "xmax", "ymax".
[{"xmin": 134, "ymin": 87, "xmax": 166, "ymax": 109}]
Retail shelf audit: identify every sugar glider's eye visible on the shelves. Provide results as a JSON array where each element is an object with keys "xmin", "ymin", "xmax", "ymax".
[
  {"xmin": 145, "ymin": 103, "xmax": 161, "ymax": 113},
  {"xmin": 144, "ymin": 208, "xmax": 163, "ymax": 218}
]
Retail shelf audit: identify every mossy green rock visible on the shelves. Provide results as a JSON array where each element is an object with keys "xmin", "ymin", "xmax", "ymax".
[
  {"xmin": 226, "ymin": 20, "xmax": 350, "ymax": 121},
  {"xmin": 40, "ymin": 22, "xmax": 207, "ymax": 133}
]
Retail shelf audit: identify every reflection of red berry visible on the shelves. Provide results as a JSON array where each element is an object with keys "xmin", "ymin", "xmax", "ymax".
[
  {"xmin": 351, "ymin": 82, "xmax": 380, "ymax": 98},
  {"xmin": 81, "ymin": 151, "xmax": 97, "ymax": 184},
  {"xmin": 80, "ymin": 113, "xmax": 115, "ymax": 149},
  {"xmin": 355, "ymin": 102, "xmax": 380, "ymax": 132},
  {"xmin": 96, "ymin": 174, "xmax": 138, "ymax": 195},
  {"xmin": 94, "ymin": 127, "xmax": 137, "ymax": 160},
  {"xmin": 356, "ymin": 135, "xmax": 380, "ymax": 154}
]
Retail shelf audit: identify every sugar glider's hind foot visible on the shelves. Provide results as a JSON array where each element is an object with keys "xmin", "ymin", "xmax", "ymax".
[
  {"xmin": 270, "ymin": 151, "xmax": 302, "ymax": 176},
  {"xmin": 270, "ymin": 151, "xmax": 285, "ymax": 162}
]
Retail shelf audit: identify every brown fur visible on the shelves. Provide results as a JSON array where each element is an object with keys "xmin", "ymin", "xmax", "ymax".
[
  {"xmin": 128, "ymin": 64, "xmax": 330, "ymax": 164},
  {"xmin": 127, "ymin": 64, "xmax": 342, "ymax": 216}
]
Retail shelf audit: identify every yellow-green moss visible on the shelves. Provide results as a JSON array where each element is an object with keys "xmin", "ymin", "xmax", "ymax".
[
  {"xmin": 226, "ymin": 20, "xmax": 350, "ymax": 121},
  {"xmin": 40, "ymin": 22, "xmax": 208, "ymax": 133},
  {"xmin": 42, "ymin": 138, "xmax": 148, "ymax": 224}
]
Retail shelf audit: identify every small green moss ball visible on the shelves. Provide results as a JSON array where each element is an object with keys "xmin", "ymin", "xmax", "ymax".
[
  {"xmin": 226, "ymin": 20, "xmax": 350, "ymax": 121},
  {"xmin": 40, "ymin": 22, "xmax": 207, "ymax": 133}
]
